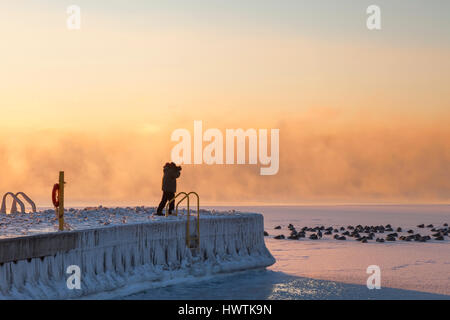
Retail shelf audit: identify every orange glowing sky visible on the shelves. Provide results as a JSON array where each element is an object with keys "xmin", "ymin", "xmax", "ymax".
[{"xmin": 1, "ymin": 1, "xmax": 449, "ymax": 206}]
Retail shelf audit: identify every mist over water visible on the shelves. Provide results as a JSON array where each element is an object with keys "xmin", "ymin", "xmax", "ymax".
[{"xmin": 0, "ymin": 117, "xmax": 449, "ymax": 206}]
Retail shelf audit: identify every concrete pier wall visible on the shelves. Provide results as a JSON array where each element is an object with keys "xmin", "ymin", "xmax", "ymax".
[{"xmin": 0, "ymin": 213, "xmax": 275, "ymax": 299}]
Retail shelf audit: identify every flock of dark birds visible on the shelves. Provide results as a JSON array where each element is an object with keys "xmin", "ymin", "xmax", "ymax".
[{"xmin": 265, "ymin": 223, "xmax": 449, "ymax": 243}]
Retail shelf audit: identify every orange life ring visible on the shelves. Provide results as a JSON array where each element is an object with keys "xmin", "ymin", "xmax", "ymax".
[{"xmin": 52, "ymin": 183, "xmax": 60, "ymax": 207}]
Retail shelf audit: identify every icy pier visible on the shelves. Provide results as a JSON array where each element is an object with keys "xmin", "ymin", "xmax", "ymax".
[{"xmin": 0, "ymin": 209, "xmax": 275, "ymax": 299}]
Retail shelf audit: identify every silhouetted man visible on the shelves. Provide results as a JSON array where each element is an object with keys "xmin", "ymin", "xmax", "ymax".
[{"xmin": 156, "ymin": 162, "xmax": 181, "ymax": 216}]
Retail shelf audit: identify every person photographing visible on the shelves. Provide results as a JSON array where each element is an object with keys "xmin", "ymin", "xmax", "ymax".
[{"xmin": 156, "ymin": 162, "xmax": 181, "ymax": 216}]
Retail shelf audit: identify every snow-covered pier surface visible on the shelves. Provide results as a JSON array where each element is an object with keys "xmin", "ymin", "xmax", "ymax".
[{"xmin": 0, "ymin": 209, "xmax": 275, "ymax": 299}]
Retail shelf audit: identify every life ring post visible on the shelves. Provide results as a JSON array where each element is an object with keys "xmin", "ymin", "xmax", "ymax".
[{"xmin": 58, "ymin": 171, "xmax": 65, "ymax": 231}]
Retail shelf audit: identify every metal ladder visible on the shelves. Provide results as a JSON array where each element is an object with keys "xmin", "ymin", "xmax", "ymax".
[
  {"xmin": 166, "ymin": 191, "xmax": 200, "ymax": 249},
  {"xmin": 1, "ymin": 192, "xmax": 36, "ymax": 214}
]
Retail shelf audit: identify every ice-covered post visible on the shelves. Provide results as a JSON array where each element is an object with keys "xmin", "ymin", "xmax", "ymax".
[{"xmin": 58, "ymin": 171, "xmax": 65, "ymax": 231}]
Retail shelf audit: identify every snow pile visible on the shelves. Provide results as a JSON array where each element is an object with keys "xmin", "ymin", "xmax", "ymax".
[
  {"xmin": 0, "ymin": 206, "xmax": 238, "ymax": 239},
  {"xmin": 0, "ymin": 209, "xmax": 275, "ymax": 299}
]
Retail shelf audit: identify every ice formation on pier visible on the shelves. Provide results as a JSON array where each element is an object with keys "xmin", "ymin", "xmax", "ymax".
[{"xmin": 0, "ymin": 210, "xmax": 274, "ymax": 299}]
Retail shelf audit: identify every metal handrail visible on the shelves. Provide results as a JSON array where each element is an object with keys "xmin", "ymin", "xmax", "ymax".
[
  {"xmin": 1, "ymin": 192, "xmax": 25, "ymax": 214},
  {"xmin": 12, "ymin": 192, "xmax": 36, "ymax": 213},
  {"xmin": 165, "ymin": 192, "xmax": 188, "ymax": 217},
  {"xmin": 186, "ymin": 192, "xmax": 200, "ymax": 248},
  {"xmin": 175, "ymin": 193, "xmax": 190, "ymax": 216}
]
